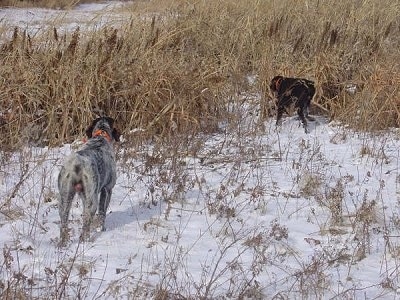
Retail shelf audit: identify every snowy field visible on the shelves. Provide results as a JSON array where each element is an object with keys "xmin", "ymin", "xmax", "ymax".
[
  {"xmin": 1, "ymin": 2, "xmax": 400, "ymax": 299},
  {"xmin": 0, "ymin": 1, "xmax": 130, "ymax": 35},
  {"xmin": 1, "ymin": 93, "xmax": 400, "ymax": 298}
]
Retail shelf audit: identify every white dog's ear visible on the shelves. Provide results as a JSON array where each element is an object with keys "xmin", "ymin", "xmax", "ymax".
[
  {"xmin": 112, "ymin": 128, "xmax": 121, "ymax": 142},
  {"xmin": 85, "ymin": 119, "xmax": 97, "ymax": 138},
  {"xmin": 104, "ymin": 117, "xmax": 115, "ymax": 128}
]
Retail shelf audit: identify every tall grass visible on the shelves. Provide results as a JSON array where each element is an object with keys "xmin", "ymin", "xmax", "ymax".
[{"xmin": 0, "ymin": 0, "xmax": 399, "ymax": 150}]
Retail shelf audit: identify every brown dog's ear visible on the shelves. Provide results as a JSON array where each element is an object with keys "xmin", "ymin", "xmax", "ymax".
[
  {"xmin": 269, "ymin": 75, "xmax": 282, "ymax": 92},
  {"xmin": 112, "ymin": 128, "xmax": 121, "ymax": 142},
  {"xmin": 270, "ymin": 75, "xmax": 283, "ymax": 92}
]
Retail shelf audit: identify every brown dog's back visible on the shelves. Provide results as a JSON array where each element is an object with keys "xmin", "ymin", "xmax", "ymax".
[{"xmin": 270, "ymin": 75, "xmax": 315, "ymax": 133}]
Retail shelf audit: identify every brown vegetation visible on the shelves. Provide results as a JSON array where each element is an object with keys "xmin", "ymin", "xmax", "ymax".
[{"xmin": 0, "ymin": 0, "xmax": 399, "ymax": 150}]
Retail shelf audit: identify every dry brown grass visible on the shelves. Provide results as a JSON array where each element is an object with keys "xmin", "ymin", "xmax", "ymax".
[{"xmin": 0, "ymin": 0, "xmax": 399, "ymax": 150}]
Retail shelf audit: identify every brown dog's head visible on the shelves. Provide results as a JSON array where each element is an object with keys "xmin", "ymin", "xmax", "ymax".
[
  {"xmin": 85, "ymin": 116, "xmax": 121, "ymax": 142},
  {"xmin": 269, "ymin": 75, "xmax": 284, "ymax": 96}
]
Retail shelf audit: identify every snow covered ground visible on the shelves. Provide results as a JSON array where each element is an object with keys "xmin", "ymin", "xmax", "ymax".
[
  {"xmin": 1, "ymin": 92, "xmax": 400, "ymax": 298},
  {"xmin": 0, "ymin": 1, "xmax": 131, "ymax": 35},
  {"xmin": 1, "ymin": 2, "xmax": 400, "ymax": 299}
]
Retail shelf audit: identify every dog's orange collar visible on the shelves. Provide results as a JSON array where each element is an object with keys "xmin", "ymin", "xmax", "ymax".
[
  {"xmin": 93, "ymin": 129, "xmax": 112, "ymax": 142},
  {"xmin": 275, "ymin": 77, "xmax": 282, "ymax": 91}
]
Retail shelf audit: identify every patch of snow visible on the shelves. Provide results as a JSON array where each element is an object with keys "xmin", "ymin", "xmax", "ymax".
[{"xmin": 0, "ymin": 1, "xmax": 132, "ymax": 36}]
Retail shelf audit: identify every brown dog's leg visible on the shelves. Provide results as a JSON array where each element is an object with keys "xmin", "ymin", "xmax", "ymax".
[
  {"xmin": 297, "ymin": 107, "xmax": 309, "ymax": 133},
  {"xmin": 276, "ymin": 105, "xmax": 285, "ymax": 126}
]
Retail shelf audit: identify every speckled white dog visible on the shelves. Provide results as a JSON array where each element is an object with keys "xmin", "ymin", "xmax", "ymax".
[{"xmin": 57, "ymin": 116, "xmax": 120, "ymax": 246}]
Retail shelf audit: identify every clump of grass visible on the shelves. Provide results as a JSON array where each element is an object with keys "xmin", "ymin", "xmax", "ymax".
[{"xmin": 318, "ymin": 179, "xmax": 346, "ymax": 226}]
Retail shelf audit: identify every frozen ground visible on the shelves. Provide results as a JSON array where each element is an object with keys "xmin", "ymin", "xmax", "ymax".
[
  {"xmin": 1, "ymin": 91, "xmax": 400, "ymax": 298},
  {"xmin": 0, "ymin": 1, "xmax": 132, "ymax": 35}
]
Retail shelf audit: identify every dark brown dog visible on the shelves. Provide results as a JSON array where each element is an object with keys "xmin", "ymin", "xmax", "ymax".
[{"xmin": 270, "ymin": 75, "xmax": 315, "ymax": 133}]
